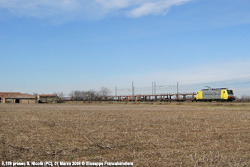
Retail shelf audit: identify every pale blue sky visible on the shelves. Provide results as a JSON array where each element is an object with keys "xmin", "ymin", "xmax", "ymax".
[{"xmin": 0, "ymin": 0, "xmax": 250, "ymax": 96}]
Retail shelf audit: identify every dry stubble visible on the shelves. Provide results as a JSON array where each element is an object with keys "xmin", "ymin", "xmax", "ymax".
[{"xmin": 0, "ymin": 102, "xmax": 249, "ymax": 166}]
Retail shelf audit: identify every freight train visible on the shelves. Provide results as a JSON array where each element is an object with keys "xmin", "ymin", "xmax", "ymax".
[
  {"xmin": 196, "ymin": 88, "xmax": 235, "ymax": 102},
  {"xmin": 63, "ymin": 88, "xmax": 235, "ymax": 102}
]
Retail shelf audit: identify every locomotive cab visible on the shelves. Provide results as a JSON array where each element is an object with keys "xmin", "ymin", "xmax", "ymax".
[
  {"xmin": 227, "ymin": 90, "xmax": 235, "ymax": 101},
  {"xmin": 221, "ymin": 89, "xmax": 235, "ymax": 101}
]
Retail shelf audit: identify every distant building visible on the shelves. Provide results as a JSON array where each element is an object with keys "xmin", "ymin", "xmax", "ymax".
[
  {"xmin": 38, "ymin": 94, "xmax": 59, "ymax": 103},
  {"xmin": 0, "ymin": 92, "xmax": 37, "ymax": 104}
]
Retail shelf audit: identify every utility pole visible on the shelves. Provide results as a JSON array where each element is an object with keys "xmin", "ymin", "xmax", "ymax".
[
  {"xmin": 154, "ymin": 82, "xmax": 156, "ymax": 95},
  {"xmin": 177, "ymin": 82, "xmax": 179, "ymax": 100},
  {"xmin": 132, "ymin": 82, "xmax": 134, "ymax": 96},
  {"xmin": 115, "ymin": 86, "xmax": 117, "ymax": 97},
  {"xmin": 152, "ymin": 82, "xmax": 154, "ymax": 95}
]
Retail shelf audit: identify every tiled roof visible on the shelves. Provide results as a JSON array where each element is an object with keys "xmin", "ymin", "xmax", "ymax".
[{"xmin": 39, "ymin": 94, "xmax": 58, "ymax": 97}]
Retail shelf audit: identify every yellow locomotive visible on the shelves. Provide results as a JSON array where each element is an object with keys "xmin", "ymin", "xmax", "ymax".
[{"xmin": 196, "ymin": 88, "xmax": 235, "ymax": 102}]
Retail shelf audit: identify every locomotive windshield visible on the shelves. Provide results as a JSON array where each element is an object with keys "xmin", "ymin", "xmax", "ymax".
[{"xmin": 227, "ymin": 90, "xmax": 234, "ymax": 94}]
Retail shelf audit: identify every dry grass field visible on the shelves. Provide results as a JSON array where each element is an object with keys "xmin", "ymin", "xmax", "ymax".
[{"xmin": 0, "ymin": 102, "xmax": 249, "ymax": 166}]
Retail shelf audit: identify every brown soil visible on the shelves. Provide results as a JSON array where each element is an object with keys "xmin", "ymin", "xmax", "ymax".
[{"xmin": 0, "ymin": 102, "xmax": 249, "ymax": 166}]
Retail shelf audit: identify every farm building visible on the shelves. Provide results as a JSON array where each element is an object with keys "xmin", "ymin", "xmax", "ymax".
[
  {"xmin": 0, "ymin": 92, "xmax": 37, "ymax": 104},
  {"xmin": 38, "ymin": 94, "xmax": 59, "ymax": 103}
]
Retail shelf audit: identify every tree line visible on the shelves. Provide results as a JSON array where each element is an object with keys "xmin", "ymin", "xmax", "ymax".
[
  {"xmin": 235, "ymin": 95, "xmax": 250, "ymax": 102},
  {"xmin": 68, "ymin": 87, "xmax": 111, "ymax": 101}
]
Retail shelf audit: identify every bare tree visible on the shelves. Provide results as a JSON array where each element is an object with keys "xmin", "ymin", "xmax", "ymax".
[
  {"xmin": 240, "ymin": 95, "xmax": 250, "ymax": 102},
  {"xmin": 54, "ymin": 92, "xmax": 64, "ymax": 102},
  {"xmin": 99, "ymin": 87, "xmax": 111, "ymax": 97},
  {"xmin": 70, "ymin": 90, "xmax": 99, "ymax": 101},
  {"xmin": 85, "ymin": 90, "xmax": 98, "ymax": 100},
  {"xmin": 70, "ymin": 90, "xmax": 82, "ymax": 101}
]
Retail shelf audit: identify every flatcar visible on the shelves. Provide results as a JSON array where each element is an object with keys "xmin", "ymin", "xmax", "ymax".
[{"xmin": 196, "ymin": 88, "xmax": 235, "ymax": 102}]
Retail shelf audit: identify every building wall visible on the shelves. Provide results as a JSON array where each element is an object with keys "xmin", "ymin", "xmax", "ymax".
[
  {"xmin": 0, "ymin": 97, "xmax": 5, "ymax": 103},
  {"xmin": 5, "ymin": 99, "xmax": 15, "ymax": 103},
  {"xmin": 21, "ymin": 99, "xmax": 36, "ymax": 104},
  {"xmin": 2, "ymin": 98, "xmax": 37, "ymax": 104}
]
